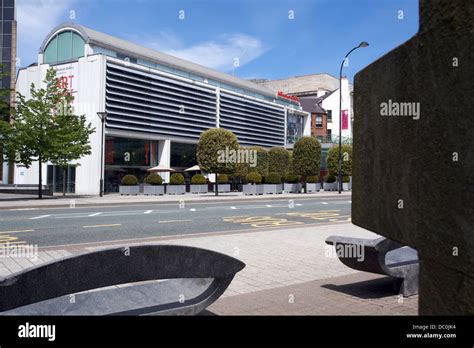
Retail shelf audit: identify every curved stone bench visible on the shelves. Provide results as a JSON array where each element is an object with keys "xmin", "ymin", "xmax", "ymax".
[
  {"xmin": 0, "ymin": 245, "xmax": 245, "ymax": 315},
  {"xmin": 325, "ymin": 236, "xmax": 419, "ymax": 296}
]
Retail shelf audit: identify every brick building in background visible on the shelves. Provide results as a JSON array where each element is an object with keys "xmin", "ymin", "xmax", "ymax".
[{"xmin": 253, "ymin": 73, "xmax": 353, "ymax": 177}]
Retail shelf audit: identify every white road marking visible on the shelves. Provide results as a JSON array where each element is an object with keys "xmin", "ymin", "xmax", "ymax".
[
  {"xmin": 348, "ymin": 200, "xmax": 352, "ymax": 203},
  {"xmin": 295, "ymin": 203, "xmax": 302, "ymax": 206},
  {"xmin": 0, "ymin": 229, "xmax": 34, "ymax": 234},
  {"xmin": 230, "ymin": 206, "xmax": 237, "ymax": 210},
  {"xmin": 144, "ymin": 210, "xmax": 153, "ymax": 214},
  {"xmin": 83, "ymin": 224, "xmax": 121, "ymax": 228},
  {"xmin": 88, "ymin": 212, "xmax": 102, "ymax": 217},
  {"xmin": 266, "ymin": 205, "xmax": 272, "ymax": 207},
  {"xmin": 189, "ymin": 208, "xmax": 196, "ymax": 211},
  {"xmin": 29, "ymin": 215, "xmax": 50, "ymax": 220},
  {"xmin": 321, "ymin": 202, "xmax": 328, "ymax": 205},
  {"xmin": 159, "ymin": 219, "xmax": 192, "ymax": 223},
  {"xmin": 9, "ymin": 208, "xmax": 39, "ymax": 211}
]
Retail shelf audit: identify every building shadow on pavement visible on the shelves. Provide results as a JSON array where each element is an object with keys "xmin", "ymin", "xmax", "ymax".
[{"xmin": 321, "ymin": 276, "xmax": 399, "ymax": 299}]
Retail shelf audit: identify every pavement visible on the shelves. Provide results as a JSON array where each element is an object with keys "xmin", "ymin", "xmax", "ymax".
[{"xmin": 0, "ymin": 219, "xmax": 419, "ymax": 315}]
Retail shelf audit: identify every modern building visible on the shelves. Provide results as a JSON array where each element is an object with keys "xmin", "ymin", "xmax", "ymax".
[
  {"xmin": 0, "ymin": 0, "xmax": 16, "ymax": 184},
  {"xmin": 15, "ymin": 22, "xmax": 310, "ymax": 194},
  {"xmin": 255, "ymin": 74, "xmax": 353, "ymax": 177}
]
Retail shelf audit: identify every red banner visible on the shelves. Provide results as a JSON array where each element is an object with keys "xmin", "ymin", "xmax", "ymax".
[{"xmin": 342, "ymin": 110, "xmax": 349, "ymax": 130}]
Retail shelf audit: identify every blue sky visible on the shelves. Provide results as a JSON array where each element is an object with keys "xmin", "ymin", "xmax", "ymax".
[{"xmin": 18, "ymin": 0, "xmax": 419, "ymax": 82}]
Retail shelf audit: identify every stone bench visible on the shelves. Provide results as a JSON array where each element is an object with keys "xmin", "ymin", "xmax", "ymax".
[
  {"xmin": 325, "ymin": 236, "xmax": 419, "ymax": 297},
  {"xmin": 0, "ymin": 245, "xmax": 245, "ymax": 315}
]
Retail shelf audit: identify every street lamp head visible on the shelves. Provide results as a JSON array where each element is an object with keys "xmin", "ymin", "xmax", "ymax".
[
  {"xmin": 97, "ymin": 112, "xmax": 108, "ymax": 121},
  {"xmin": 359, "ymin": 41, "xmax": 369, "ymax": 48}
]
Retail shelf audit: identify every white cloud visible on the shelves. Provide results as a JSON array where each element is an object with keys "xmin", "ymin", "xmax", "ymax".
[
  {"xmin": 132, "ymin": 31, "xmax": 269, "ymax": 72},
  {"xmin": 17, "ymin": 0, "xmax": 76, "ymax": 66}
]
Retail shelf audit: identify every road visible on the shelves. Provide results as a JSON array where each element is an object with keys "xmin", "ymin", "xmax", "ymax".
[{"xmin": 0, "ymin": 196, "xmax": 351, "ymax": 248}]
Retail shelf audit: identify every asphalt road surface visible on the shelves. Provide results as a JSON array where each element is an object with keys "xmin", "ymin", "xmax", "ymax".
[{"xmin": 0, "ymin": 196, "xmax": 351, "ymax": 248}]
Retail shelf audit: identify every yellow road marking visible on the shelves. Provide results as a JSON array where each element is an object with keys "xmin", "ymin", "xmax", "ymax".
[
  {"xmin": 83, "ymin": 224, "xmax": 122, "ymax": 229},
  {"xmin": 223, "ymin": 216, "xmax": 304, "ymax": 228},
  {"xmin": 159, "ymin": 220, "xmax": 192, "ymax": 223},
  {"xmin": 0, "ymin": 241, "xmax": 26, "ymax": 245},
  {"xmin": 0, "ymin": 229, "xmax": 34, "ymax": 234}
]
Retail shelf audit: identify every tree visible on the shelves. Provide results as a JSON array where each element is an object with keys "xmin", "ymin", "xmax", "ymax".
[
  {"xmin": 248, "ymin": 146, "xmax": 268, "ymax": 178},
  {"xmin": 48, "ymin": 91, "xmax": 95, "ymax": 196},
  {"xmin": 327, "ymin": 144, "xmax": 353, "ymax": 177},
  {"xmin": 268, "ymin": 147, "xmax": 290, "ymax": 180},
  {"xmin": 292, "ymin": 136, "xmax": 322, "ymax": 193},
  {"xmin": 0, "ymin": 68, "xmax": 94, "ymax": 199},
  {"xmin": 197, "ymin": 128, "xmax": 239, "ymax": 196}
]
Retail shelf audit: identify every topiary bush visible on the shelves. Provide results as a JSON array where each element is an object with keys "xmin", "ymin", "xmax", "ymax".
[
  {"xmin": 342, "ymin": 175, "xmax": 350, "ymax": 183},
  {"xmin": 248, "ymin": 146, "xmax": 269, "ymax": 177},
  {"xmin": 292, "ymin": 137, "xmax": 322, "ymax": 178},
  {"xmin": 191, "ymin": 174, "xmax": 206, "ymax": 185},
  {"xmin": 197, "ymin": 128, "xmax": 239, "ymax": 174},
  {"xmin": 306, "ymin": 175, "xmax": 319, "ymax": 183},
  {"xmin": 246, "ymin": 171, "xmax": 262, "ymax": 185},
  {"xmin": 326, "ymin": 145, "xmax": 353, "ymax": 177},
  {"xmin": 284, "ymin": 173, "xmax": 300, "ymax": 183},
  {"xmin": 265, "ymin": 172, "xmax": 282, "ymax": 184},
  {"xmin": 121, "ymin": 174, "xmax": 138, "ymax": 186},
  {"xmin": 268, "ymin": 147, "xmax": 290, "ymax": 178},
  {"xmin": 144, "ymin": 173, "xmax": 163, "ymax": 185},
  {"xmin": 217, "ymin": 174, "xmax": 229, "ymax": 184},
  {"xmin": 325, "ymin": 174, "xmax": 336, "ymax": 183},
  {"xmin": 169, "ymin": 173, "xmax": 185, "ymax": 185}
]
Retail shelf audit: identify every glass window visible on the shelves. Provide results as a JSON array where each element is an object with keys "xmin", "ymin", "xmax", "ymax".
[
  {"xmin": 4, "ymin": 0, "xmax": 15, "ymax": 7},
  {"xmin": 2, "ymin": 8, "xmax": 13, "ymax": 21},
  {"xmin": 327, "ymin": 110, "xmax": 332, "ymax": 122},
  {"xmin": 2, "ymin": 34, "xmax": 11, "ymax": 48},
  {"xmin": 43, "ymin": 30, "xmax": 85, "ymax": 64},
  {"xmin": 104, "ymin": 136, "xmax": 158, "ymax": 167},
  {"xmin": 57, "ymin": 31, "xmax": 72, "ymax": 61},
  {"xmin": 170, "ymin": 143, "xmax": 197, "ymax": 168},
  {"xmin": 72, "ymin": 32, "xmax": 84, "ymax": 58},
  {"xmin": 316, "ymin": 115, "xmax": 323, "ymax": 128},
  {"xmin": 2, "ymin": 21, "xmax": 11, "ymax": 34},
  {"xmin": 286, "ymin": 113, "xmax": 304, "ymax": 145},
  {"xmin": 44, "ymin": 36, "xmax": 57, "ymax": 63},
  {"xmin": 2, "ymin": 47, "xmax": 10, "ymax": 60}
]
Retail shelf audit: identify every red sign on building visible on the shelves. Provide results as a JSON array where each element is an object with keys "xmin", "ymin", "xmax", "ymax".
[
  {"xmin": 277, "ymin": 91, "xmax": 300, "ymax": 103},
  {"xmin": 341, "ymin": 110, "xmax": 349, "ymax": 130}
]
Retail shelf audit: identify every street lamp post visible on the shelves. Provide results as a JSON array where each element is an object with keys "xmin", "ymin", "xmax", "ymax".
[
  {"xmin": 338, "ymin": 42, "xmax": 369, "ymax": 194},
  {"xmin": 97, "ymin": 112, "xmax": 108, "ymax": 197}
]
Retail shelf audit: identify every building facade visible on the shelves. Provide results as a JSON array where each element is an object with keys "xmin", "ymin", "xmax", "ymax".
[
  {"xmin": 256, "ymin": 74, "xmax": 353, "ymax": 177},
  {"xmin": 15, "ymin": 23, "xmax": 310, "ymax": 194},
  {"xmin": 0, "ymin": 0, "xmax": 16, "ymax": 184}
]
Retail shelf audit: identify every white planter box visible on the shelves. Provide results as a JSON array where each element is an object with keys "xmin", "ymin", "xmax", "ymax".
[
  {"xmin": 213, "ymin": 184, "xmax": 231, "ymax": 193},
  {"xmin": 323, "ymin": 182, "xmax": 338, "ymax": 191},
  {"xmin": 284, "ymin": 183, "xmax": 302, "ymax": 193},
  {"xmin": 119, "ymin": 186, "xmax": 140, "ymax": 195},
  {"xmin": 343, "ymin": 182, "xmax": 351, "ymax": 191},
  {"xmin": 243, "ymin": 184, "xmax": 264, "ymax": 195},
  {"xmin": 190, "ymin": 184, "xmax": 208, "ymax": 194},
  {"xmin": 143, "ymin": 185, "xmax": 165, "ymax": 195},
  {"xmin": 167, "ymin": 185, "xmax": 186, "ymax": 195},
  {"xmin": 263, "ymin": 184, "xmax": 283, "ymax": 194},
  {"xmin": 306, "ymin": 183, "xmax": 321, "ymax": 193}
]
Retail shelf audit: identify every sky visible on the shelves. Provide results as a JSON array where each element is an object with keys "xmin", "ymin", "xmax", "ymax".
[{"xmin": 17, "ymin": 0, "xmax": 419, "ymax": 83}]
